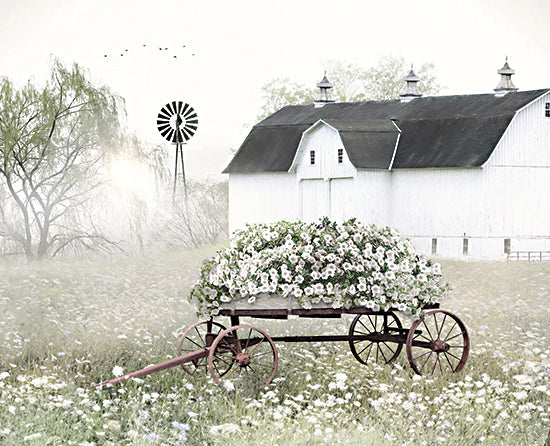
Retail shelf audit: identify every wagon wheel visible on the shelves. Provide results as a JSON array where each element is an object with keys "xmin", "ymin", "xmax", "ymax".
[
  {"xmin": 208, "ymin": 324, "xmax": 278, "ymax": 390},
  {"xmin": 406, "ymin": 310, "xmax": 470, "ymax": 375},
  {"xmin": 177, "ymin": 320, "xmax": 227, "ymax": 376},
  {"xmin": 348, "ymin": 312, "xmax": 403, "ymax": 365}
]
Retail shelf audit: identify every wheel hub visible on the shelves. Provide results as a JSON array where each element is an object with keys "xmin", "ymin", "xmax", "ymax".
[
  {"xmin": 236, "ymin": 352, "xmax": 251, "ymax": 367},
  {"xmin": 431, "ymin": 339, "xmax": 450, "ymax": 353}
]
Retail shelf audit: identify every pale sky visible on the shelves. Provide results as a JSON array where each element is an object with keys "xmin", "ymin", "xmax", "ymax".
[{"xmin": 1, "ymin": 0, "xmax": 549, "ymax": 179}]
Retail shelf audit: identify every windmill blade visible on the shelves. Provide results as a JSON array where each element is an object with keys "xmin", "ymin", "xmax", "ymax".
[
  {"xmin": 183, "ymin": 108, "xmax": 196, "ymax": 120},
  {"xmin": 159, "ymin": 126, "xmax": 172, "ymax": 139},
  {"xmin": 171, "ymin": 101, "xmax": 179, "ymax": 116},
  {"xmin": 166, "ymin": 102, "xmax": 175, "ymax": 116},
  {"xmin": 157, "ymin": 101, "xmax": 198, "ymax": 143}
]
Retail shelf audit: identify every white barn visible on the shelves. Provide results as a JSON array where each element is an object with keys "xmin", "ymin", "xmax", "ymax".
[{"xmin": 223, "ymin": 62, "xmax": 550, "ymax": 259}]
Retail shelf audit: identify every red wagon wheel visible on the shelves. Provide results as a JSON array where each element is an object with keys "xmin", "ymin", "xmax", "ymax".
[
  {"xmin": 348, "ymin": 312, "xmax": 403, "ymax": 365},
  {"xmin": 406, "ymin": 310, "xmax": 469, "ymax": 375},
  {"xmin": 177, "ymin": 320, "xmax": 227, "ymax": 376},
  {"xmin": 208, "ymin": 324, "xmax": 278, "ymax": 390}
]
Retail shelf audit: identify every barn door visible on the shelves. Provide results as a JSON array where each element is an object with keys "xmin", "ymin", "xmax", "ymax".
[
  {"xmin": 300, "ymin": 179, "xmax": 329, "ymax": 222},
  {"xmin": 330, "ymin": 178, "xmax": 354, "ymax": 221}
]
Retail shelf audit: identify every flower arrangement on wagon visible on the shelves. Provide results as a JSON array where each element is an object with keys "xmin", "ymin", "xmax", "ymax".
[{"xmin": 190, "ymin": 218, "xmax": 447, "ymax": 317}]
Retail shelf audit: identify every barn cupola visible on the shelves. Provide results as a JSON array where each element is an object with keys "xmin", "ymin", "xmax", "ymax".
[
  {"xmin": 314, "ymin": 72, "xmax": 335, "ymax": 108},
  {"xmin": 400, "ymin": 66, "xmax": 422, "ymax": 102},
  {"xmin": 494, "ymin": 57, "xmax": 518, "ymax": 96}
]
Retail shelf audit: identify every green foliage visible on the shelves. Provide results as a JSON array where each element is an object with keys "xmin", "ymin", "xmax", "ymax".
[{"xmin": 257, "ymin": 56, "xmax": 443, "ymax": 120}]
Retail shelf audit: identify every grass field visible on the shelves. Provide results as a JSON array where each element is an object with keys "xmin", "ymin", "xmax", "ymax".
[{"xmin": 0, "ymin": 247, "xmax": 549, "ymax": 445}]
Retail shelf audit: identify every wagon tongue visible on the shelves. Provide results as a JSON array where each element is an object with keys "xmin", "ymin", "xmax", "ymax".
[{"xmin": 90, "ymin": 348, "xmax": 209, "ymax": 387}]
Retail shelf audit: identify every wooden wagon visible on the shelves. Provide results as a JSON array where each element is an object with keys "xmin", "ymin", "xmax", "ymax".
[{"xmin": 91, "ymin": 299, "xmax": 470, "ymax": 389}]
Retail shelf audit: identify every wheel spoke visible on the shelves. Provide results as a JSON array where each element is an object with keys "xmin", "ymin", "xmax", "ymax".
[
  {"xmin": 356, "ymin": 342, "xmax": 373, "ymax": 357},
  {"xmin": 422, "ymin": 318, "xmax": 435, "ymax": 341},
  {"xmin": 382, "ymin": 342, "xmax": 397, "ymax": 356},
  {"xmin": 416, "ymin": 332, "xmax": 432, "ymax": 342},
  {"xmin": 224, "ymin": 364, "xmax": 240, "ymax": 379},
  {"xmin": 363, "ymin": 342, "xmax": 375, "ymax": 362},
  {"xmin": 249, "ymin": 350, "xmax": 274, "ymax": 360},
  {"xmin": 213, "ymin": 355, "xmax": 233, "ymax": 366},
  {"xmin": 244, "ymin": 328, "xmax": 253, "ymax": 351},
  {"xmin": 437, "ymin": 355, "xmax": 444, "ymax": 374},
  {"xmin": 248, "ymin": 337, "xmax": 265, "ymax": 356},
  {"xmin": 377, "ymin": 344, "xmax": 389, "ymax": 363},
  {"xmin": 445, "ymin": 331, "xmax": 466, "ymax": 343},
  {"xmin": 420, "ymin": 350, "xmax": 434, "ymax": 373},
  {"xmin": 358, "ymin": 319, "xmax": 371, "ymax": 333},
  {"xmin": 445, "ymin": 351, "xmax": 463, "ymax": 362},
  {"xmin": 437, "ymin": 314, "xmax": 447, "ymax": 339},
  {"xmin": 433, "ymin": 314, "xmax": 440, "ymax": 339},
  {"xmin": 184, "ymin": 337, "xmax": 203, "ymax": 350},
  {"xmin": 247, "ymin": 364, "xmax": 265, "ymax": 381},
  {"xmin": 248, "ymin": 360, "xmax": 274, "ymax": 369},
  {"xmin": 443, "ymin": 321, "xmax": 458, "ymax": 341},
  {"xmin": 442, "ymin": 351, "xmax": 456, "ymax": 370},
  {"xmin": 194, "ymin": 326, "xmax": 205, "ymax": 345},
  {"xmin": 413, "ymin": 350, "xmax": 432, "ymax": 361}
]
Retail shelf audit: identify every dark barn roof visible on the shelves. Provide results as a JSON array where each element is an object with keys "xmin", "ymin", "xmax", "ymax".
[{"xmin": 223, "ymin": 89, "xmax": 549, "ymax": 173}]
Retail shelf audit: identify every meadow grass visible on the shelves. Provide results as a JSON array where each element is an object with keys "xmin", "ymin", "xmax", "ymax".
[{"xmin": 0, "ymin": 250, "xmax": 549, "ymax": 445}]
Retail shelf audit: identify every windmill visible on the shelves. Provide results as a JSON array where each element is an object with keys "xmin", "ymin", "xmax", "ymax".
[{"xmin": 156, "ymin": 101, "xmax": 198, "ymax": 198}]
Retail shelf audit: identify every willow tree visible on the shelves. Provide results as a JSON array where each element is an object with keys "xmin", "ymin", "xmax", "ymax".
[{"xmin": 0, "ymin": 60, "xmax": 125, "ymax": 259}]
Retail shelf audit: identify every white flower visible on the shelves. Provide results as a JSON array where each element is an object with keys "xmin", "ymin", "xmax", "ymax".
[{"xmin": 112, "ymin": 366, "xmax": 125, "ymax": 377}]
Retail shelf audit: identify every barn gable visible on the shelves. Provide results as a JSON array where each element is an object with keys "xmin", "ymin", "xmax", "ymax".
[{"xmin": 289, "ymin": 120, "xmax": 356, "ymax": 179}]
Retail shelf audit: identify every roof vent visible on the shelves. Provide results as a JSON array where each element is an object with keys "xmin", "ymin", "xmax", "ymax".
[
  {"xmin": 314, "ymin": 72, "xmax": 335, "ymax": 108},
  {"xmin": 494, "ymin": 57, "xmax": 518, "ymax": 96},
  {"xmin": 400, "ymin": 66, "xmax": 422, "ymax": 102}
]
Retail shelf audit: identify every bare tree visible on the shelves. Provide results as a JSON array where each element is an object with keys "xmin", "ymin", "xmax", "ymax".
[
  {"xmin": 152, "ymin": 179, "xmax": 229, "ymax": 250},
  {"xmin": 0, "ymin": 59, "xmax": 125, "ymax": 259}
]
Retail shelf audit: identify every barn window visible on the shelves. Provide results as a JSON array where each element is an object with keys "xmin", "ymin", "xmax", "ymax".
[
  {"xmin": 431, "ymin": 238, "xmax": 437, "ymax": 255},
  {"xmin": 310, "ymin": 150, "xmax": 316, "ymax": 165},
  {"xmin": 337, "ymin": 148, "xmax": 344, "ymax": 164},
  {"xmin": 463, "ymin": 238, "xmax": 469, "ymax": 256},
  {"xmin": 546, "ymin": 102, "xmax": 550, "ymax": 118},
  {"xmin": 504, "ymin": 238, "xmax": 511, "ymax": 254}
]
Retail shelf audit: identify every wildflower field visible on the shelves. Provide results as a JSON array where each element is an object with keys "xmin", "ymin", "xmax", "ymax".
[{"xmin": 0, "ymin": 246, "xmax": 549, "ymax": 445}]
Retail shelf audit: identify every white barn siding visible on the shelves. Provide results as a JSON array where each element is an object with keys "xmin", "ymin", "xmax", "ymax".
[
  {"xmin": 228, "ymin": 173, "xmax": 298, "ymax": 233},
  {"xmin": 354, "ymin": 170, "xmax": 391, "ymax": 227},
  {"xmin": 300, "ymin": 179, "xmax": 328, "ymax": 222},
  {"xmin": 330, "ymin": 178, "xmax": 355, "ymax": 221},
  {"xmin": 482, "ymin": 91, "xmax": 550, "ymax": 253}
]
